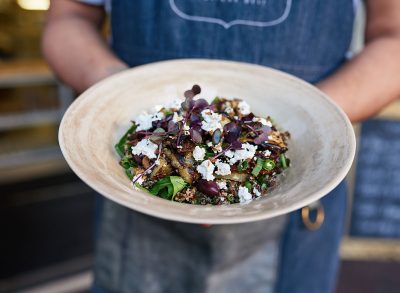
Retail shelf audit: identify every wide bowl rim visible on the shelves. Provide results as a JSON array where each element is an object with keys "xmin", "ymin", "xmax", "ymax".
[{"xmin": 59, "ymin": 59, "xmax": 356, "ymax": 224}]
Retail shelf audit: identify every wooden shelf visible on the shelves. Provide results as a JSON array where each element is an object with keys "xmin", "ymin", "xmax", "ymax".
[
  {"xmin": 341, "ymin": 237, "xmax": 400, "ymax": 262},
  {"xmin": 0, "ymin": 59, "xmax": 55, "ymax": 88}
]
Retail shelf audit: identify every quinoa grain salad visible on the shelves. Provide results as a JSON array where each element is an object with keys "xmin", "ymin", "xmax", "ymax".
[{"xmin": 115, "ymin": 85, "xmax": 290, "ymax": 205}]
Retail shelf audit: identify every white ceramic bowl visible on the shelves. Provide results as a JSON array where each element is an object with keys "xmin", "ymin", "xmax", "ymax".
[{"xmin": 59, "ymin": 59, "xmax": 356, "ymax": 224}]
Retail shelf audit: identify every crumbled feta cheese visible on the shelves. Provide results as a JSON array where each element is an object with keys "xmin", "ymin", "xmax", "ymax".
[
  {"xmin": 253, "ymin": 187, "xmax": 261, "ymax": 197},
  {"xmin": 201, "ymin": 109, "xmax": 223, "ymax": 133},
  {"xmin": 131, "ymin": 139, "xmax": 158, "ymax": 159},
  {"xmin": 220, "ymin": 197, "xmax": 225, "ymax": 202},
  {"xmin": 215, "ymin": 160, "xmax": 231, "ymax": 176},
  {"xmin": 225, "ymin": 150, "xmax": 234, "ymax": 158},
  {"xmin": 252, "ymin": 117, "xmax": 272, "ymax": 127},
  {"xmin": 154, "ymin": 105, "xmax": 163, "ymax": 112},
  {"xmin": 264, "ymin": 150, "xmax": 271, "ymax": 157},
  {"xmin": 172, "ymin": 112, "xmax": 183, "ymax": 123},
  {"xmin": 217, "ymin": 181, "xmax": 227, "ymax": 190},
  {"xmin": 135, "ymin": 114, "xmax": 153, "ymax": 131},
  {"xmin": 183, "ymin": 124, "xmax": 190, "ymax": 131},
  {"xmin": 207, "ymin": 141, "xmax": 213, "ymax": 147},
  {"xmin": 229, "ymin": 143, "xmax": 258, "ymax": 164},
  {"xmin": 234, "ymin": 116, "xmax": 239, "ymax": 120},
  {"xmin": 193, "ymin": 146, "xmax": 206, "ymax": 161},
  {"xmin": 152, "ymin": 112, "xmax": 164, "ymax": 122},
  {"xmin": 238, "ymin": 186, "xmax": 253, "ymax": 203},
  {"xmin": 196, "ymin": 160, "xmax": 215, "ymax": 181},
  {"xmin": 135, "ymin": 112, "xmax": 164, "ymax": 131},
  {"xmin": 238, "ymin": 101, "xmax": 251, "ymax": 115}
]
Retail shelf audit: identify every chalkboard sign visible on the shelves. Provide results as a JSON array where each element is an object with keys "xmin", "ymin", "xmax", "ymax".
[{"xmin": 350, "ymin": 119, "xmax": 400, "ymax": 238}]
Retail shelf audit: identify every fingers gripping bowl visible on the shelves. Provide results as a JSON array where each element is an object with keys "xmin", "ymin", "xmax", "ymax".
[{"xmin": 59, "ymin": 59, "xmax": 356, "ymax": 224}]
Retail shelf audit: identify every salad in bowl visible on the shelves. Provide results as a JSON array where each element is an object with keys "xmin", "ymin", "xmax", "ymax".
[{"xmin": 116, "ymin": 85, "xmax": 290, "ymax": 205}]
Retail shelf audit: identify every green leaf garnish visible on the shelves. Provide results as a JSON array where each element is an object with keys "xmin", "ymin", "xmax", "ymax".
[
  {"xmin": 251, "ymin": 158, "xmax": 264, "ymax": 176},
  {"xmin": 212, "ymin": 97, "xmax": 220, "ymax": 104},
  {"xmin": 244, "ymin": 181, "xmax": 252, "ymax": 191},
  {"xmin": 163, "ymin": 109, "xmax": 173, "ymax": 116},
  {"xmin": 115, "ymin": 124, "xmax": 137, "ymax": 158},
  {"xmin": 120, "ymin": 155, "xmax": 136, "ymax": 169},
  {"xmin": 238, "ymin": 160, "xmax": 249, "ymax": 173},
  {"xmin": 149, "ymin": 176, "xmax": 187, "ymax": 200},
  {"xmin": 134, "ymin": 183, "xmax": 148, "ymax": 192},
  {"xmin": 125, "ymin": 168, "xmax": 134, "ymax": 180},
  {"xmin": 205, "ymin": 151, "xmax": 215, "ymax": 159}
]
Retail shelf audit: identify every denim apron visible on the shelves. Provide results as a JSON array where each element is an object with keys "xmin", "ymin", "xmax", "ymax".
[{"xmin": 93, "ymin": 1, "xmax": 354, "ymax": 292}]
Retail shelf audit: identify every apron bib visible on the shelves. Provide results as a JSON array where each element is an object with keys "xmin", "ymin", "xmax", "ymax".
[
  {"xmin": 94, "ymin": 1, "xmax": 354, "ymax": 292},
  {"xmin": 111, "ymin": 0, "xmax": 354, "ymax": 82}
]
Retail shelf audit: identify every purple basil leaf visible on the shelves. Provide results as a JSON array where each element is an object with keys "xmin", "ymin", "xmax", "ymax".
[
  {"xmin": 149, "ymin": 128, "xmax": 166, "ymax": 142},
  {"xmin": 260, "ymin": 125, "xmax": 272, "ymax": 134},
  {"xmin": 224, "ymin": 122, "xmax": 241, "ymax": 143},
  {"xmin": 208, "ymin": 104, "xmax": 217, "ymax": 112},
  {"xmin": 168, "ymin": 120, "xmax": 179, "ymax": 133},
  {"xmin": 224, "ymin": 122, "xmax": 237, "ymax": 132},
  {"xmin": 192, "ymin": 84, "xmax": 201, "ymax": 95},
  {"xmin": 253, "ymin": 125, "xmax": 272, "ymax": 144},
  {"xmin": 190, "ymin": 128, "xmax": 202, "ymax": 143},
  {"xmin": 181, "ymin": 101, "xmax": 188, "ymax": 111},
  {"xmin": 181, "ymin": 96, "xmax": 194, "ymax": 111},
  {"xmin": 190, "ymin": 113, "xmax": 201, "ymax": 123},
  {"xmin": 155, "ymin": 119, "xmax": 168, "ymax": 129},
  {"xmin": 254, "ymin": 132, "xmax": 269, "ymax": 144},
  {"xmin": 231, "ymin": 141, "xmax": 242, "ymax": 150},
  {"xmin": 192, "ymin": 98, "xmax": 209, "ymax": 110},
  {"xmin": 184, "ymin": 90, "xmax": 194, "ymax": 99},
  {"xmin": 191, "ymin": 124, "xmax": 204, "ymax": 136},
  {"xmin": 225, "ymin": 132, "xmax": 238, "ymax": 143},
  {"xmin": 242, "ymin": 113, "xmax": 255, "ymax": 122}
]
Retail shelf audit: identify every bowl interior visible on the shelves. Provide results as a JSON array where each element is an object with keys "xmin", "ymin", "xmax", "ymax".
[{"xmin": 59, "ymin": 59, "xmax": 355, "ymax": 224}]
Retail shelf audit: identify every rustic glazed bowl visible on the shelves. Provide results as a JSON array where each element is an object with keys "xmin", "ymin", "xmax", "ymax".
[{"xmin": 59, "ymin": 59, "xmax": 356, "ymax": 224}]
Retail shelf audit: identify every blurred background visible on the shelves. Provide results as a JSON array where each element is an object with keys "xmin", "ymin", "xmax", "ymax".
[{"xmin": 0, "ymin": 1, "xmax": 399, "ymax": 292}]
